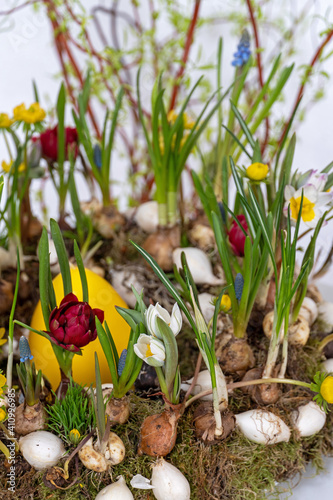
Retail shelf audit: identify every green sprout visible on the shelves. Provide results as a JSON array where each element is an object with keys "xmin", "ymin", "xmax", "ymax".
[
  {"xmin": 46, "ymin": 378, "xmax": 95, "ymax": 446},
  {"xmin": 95, "ymin": 292, "xmax": 144, "ymax": 400},
  {"xmin": 73, "ymin": 74, "xmax": 124, "ymax": 207},
  {"xmin": 137, "ymin": 71, "xmax": 227, "ymax": 227},
  {"xmin": 16, "ymin": 336, "xmax": 42, "ymax": 407}
]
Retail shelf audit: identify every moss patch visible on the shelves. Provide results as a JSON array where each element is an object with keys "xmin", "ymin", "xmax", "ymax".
[{"xmin": 1, "ymin": 391, "xmax": 332, "ymax": 500}]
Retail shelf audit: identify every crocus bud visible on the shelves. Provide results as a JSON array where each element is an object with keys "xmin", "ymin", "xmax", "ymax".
[
  {"xmin": 46, "ymin": 293, "xmax": 104, "ymax": 352},
  {"xmin": 228, "ymin": 215, "xmax": 248, "ymax": 256}
]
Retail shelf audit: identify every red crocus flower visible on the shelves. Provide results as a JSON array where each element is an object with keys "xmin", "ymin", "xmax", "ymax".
[
  {"xmin": 39, "ymin": 125, "xmax": 78, "ymax": 161},
  {"xmin": 46, "ymin": 293, "xmax": 104, "ymax": 352},
  {"xmin": 228, "ymin": 214, "xmax": 248, "ymax": 257}
]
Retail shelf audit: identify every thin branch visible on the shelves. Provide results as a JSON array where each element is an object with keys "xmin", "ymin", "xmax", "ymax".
[
  {"xmin": 169, "ymin": 0, "xmax": 202, "ymax": 111},
  {"xmin": 245, "ymin": 0, "xmax": 270, "ymax": 155},
  {"xmin": 278, "ymin": 27, "xmax": 333, "ymax": 148}
]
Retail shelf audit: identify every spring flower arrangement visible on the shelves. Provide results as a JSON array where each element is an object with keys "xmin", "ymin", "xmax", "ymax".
[{"xmin": 2, "ymin": 15, "xmax": 333, "ymax": 500}]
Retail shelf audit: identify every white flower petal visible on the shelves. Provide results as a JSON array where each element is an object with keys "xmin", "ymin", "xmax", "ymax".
[
  {"xmin": 284, "ymin": 185, "xmax": 295, "ymax": 201},
  {"xmin": 169, "ymin": 303, "xmax": 182, "ymax": 336},
  {"xmin": 307, "ymin": 172, "xmax": 328, "ymax": 191},
  {"xmin": 301, "ymin": 185, "xmax": 318, "ymax": 203},
  {"xmin": 316, "ymin": 192, "xmax": 332, "ymax": 206},
  {"xmin": 155, "ymin": 303, "xmax": 171, "ymax": 324},
  {"xmin": 130, "ymin": 474, "xmax": 155, "ymax": 490}
]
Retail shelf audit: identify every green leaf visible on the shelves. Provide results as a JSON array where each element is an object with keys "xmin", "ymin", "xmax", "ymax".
[
  {"xmin": 56, "ymin": 83, "xmax": 66, "ymax": 168},
  {"xmin": 73, "ymin": 240, "xmax": 88, "ymax": 303},
  {"xmin": 222, "ymin": 125, "xmax": 252, "ymax": 159},
  {"xmin": 38, "ymin": 228, "xmax": 52, "ymax": 329},
  {"xmin": 230, "ymin": 101, "xmax": 256, "ymax": 149},
  {"xmin": 115, "ymin": 307, "xmax": 143, "ymax": 331},
  {"xmin": 93, "ymin": 352, "xmax": 106, "ymax": 439},
  {"xmin": 96, "ymin": 319, "xmax": 119, "ymax": 392},
  {"xmin": 155, "ymin": 317, "xmax": 178, "ymax": 395},
  {"xmin": 50, "ymin": 219, "xmax": 72, "ymax": 296},
  {"xmin": 130, "ymin": 240, "xmax": 197, "ymax": 334},
  {"xmin": 102, "ymin": 87, "xmax": 124, "ymax": 186}
]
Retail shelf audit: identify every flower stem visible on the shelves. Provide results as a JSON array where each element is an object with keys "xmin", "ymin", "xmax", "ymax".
[
  {"xmin": 155, "ymin": 366, "xmax": 171, "ymax": 401},
  {"xmin": 0, "ymin": 440, "xmax": 10, "ymax": 459},
  {"xmin": 185, "ymin": 377, "xmax": 311, "ymax": 408},
  {"xmin": 318, "ymin": 334, "xmax": 333, "ymax": 352}
]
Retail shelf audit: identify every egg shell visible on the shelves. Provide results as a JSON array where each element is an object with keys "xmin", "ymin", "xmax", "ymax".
[{"xmin": 29, "ymin": 268, "xmax": 130, "ymax": 389}]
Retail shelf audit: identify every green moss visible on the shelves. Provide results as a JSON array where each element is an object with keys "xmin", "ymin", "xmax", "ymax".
[{"xmin": 0, "ymin": 390, "xmax": 332, "ymax": 499}]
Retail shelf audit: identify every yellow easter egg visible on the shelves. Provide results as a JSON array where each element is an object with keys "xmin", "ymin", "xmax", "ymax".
[{"xmin": 29, "ymin": 268, "xmax": 130, "ymax": 389}]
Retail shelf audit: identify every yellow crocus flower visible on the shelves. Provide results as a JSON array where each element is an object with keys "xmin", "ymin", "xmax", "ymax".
[
  {"xmin": 0, "ymin": 328, "xmax": 7, "ymax": 347},
  {"xmin": 220, "ymin": 294, "xmax": 231, "ymax": 312},
  {"xmin": 13, "ymin": 102, "xmax": 46, "ymax": 124},
  {"xmin": 0, "ymin": 113, "xmax": 13, "ymax": 128},
  {"xmin": 1, "ymin": 160, "xmax": 26, "ymax": 174},
  {"xmin": 246, "ymin": 162, "xmax": 269, "ymax": 181},
  {"xmin": 320, "ymin": 375, "xmax": 333, "ymax": 404}
]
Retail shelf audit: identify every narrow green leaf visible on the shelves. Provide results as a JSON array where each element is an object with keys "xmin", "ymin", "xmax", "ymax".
[
  {"xmin": 38, "ymin": 228, "xmax": 52, "ymax": 329},
  {"xmin": 73, "ymin": 240, "xmax": 88, "ymax": 303},
  {"xmin": 50, "ymin": 219, "xmax": 72, "ymax": 296},
  {"xmin": 230, "ymin": 101, "xmax": 256, "ymax": 149},
  {"xmin": 96, "ymin": 319, "xmax": 119, "ymax": 392},
  {"xmin": 130, "ymin": 241, "xmax": 197, "ymax": 334}
]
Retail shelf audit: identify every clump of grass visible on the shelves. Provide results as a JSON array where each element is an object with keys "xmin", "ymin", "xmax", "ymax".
[{"xmin": 45, "ymin": 379, "xmax": 95, "ymax": 445}]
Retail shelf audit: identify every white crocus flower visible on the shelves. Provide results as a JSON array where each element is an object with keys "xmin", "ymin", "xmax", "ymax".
[
  {"xmin": 145, "ymin": 302, "xmax": 182, "ymax": 339},
  {"xmin": 306, "ymin": 170, "xmax": 328, "ymax": 192},
  {"xmin": 284, "ymin": 184, "xmax": 331, "ymax": 228},
  {"xmin": 133, "ymin": 334, "xmax": 166, "ymax": 367}
]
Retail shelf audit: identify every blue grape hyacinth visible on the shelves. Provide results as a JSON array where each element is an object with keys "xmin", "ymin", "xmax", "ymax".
[
  {"xmin": 93, "ymin": 143, "xmax": 102, "ymax": 169},
  {"xmin": 234, "ymin": 273, "xmax": 244, "ymax": 302},
  {"xmin": 118, "ymin": 349, "xmax": 127, "ymax": 376},
  {"xmin": 232, "ymin": 30, "xmax": 251, "ymax": 67},
  {"xmin": 19, "ymin": 336, "xmax": 33, "ymax": 363}
]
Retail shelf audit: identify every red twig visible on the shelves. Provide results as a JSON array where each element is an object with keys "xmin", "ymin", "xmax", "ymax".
[
  {"xmin": 169, "ymin": 0, "xmax": 202, "ymax": 111},
  {"xmin": 278, "ymin": 27, "xmax": 333, "ymax": 148},
  {"xmin": 43, "ymin": 1, "xmax": 101, "ymax": 139},
  {"xmin": 245, "ymin": 0, "xmax": 270, "ymax": 156}
]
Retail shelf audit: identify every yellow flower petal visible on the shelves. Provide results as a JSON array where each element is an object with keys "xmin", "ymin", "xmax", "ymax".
[
  {"xmin": 0, "ymin": 113, "xmax": 13, "ymax": 128},
  {"xmin": 13, "ymin": 102, "xmax": 46, "ymax": 124},
  {"xmin": 0, "ymin": 328, "xmax": 5, "ymax": 339},
  {"xmin": 0, "ymin": 408, "xmax": 7, "ymax": 422},
  {"xmin": 320, "ymin": 376, "xmax": 333, "ymax": 404},
  {"xmin": 220, "ymin": 294, "xmax": 231, "ymax": 312},
  {"xmin": 1, "ymin": 160, "xmax": 26, "ymax": 174},
  {"xmin": 246, "ymin": 162, "xmax": 269, "ymax": 181},
  {"xmin": 290, "ymin": 196, "xmax": 316, "ymax": 223},
  {"xmin": 69, "ymin": 428, "xmax": 81, "ymax": 444},
  {"xmin": 13, "ymin": 103, "xmax": 27, "ymax": 121},
  {"xmin": 0, "ymin": 373, "xmax": 6, "ymax": 388}
]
